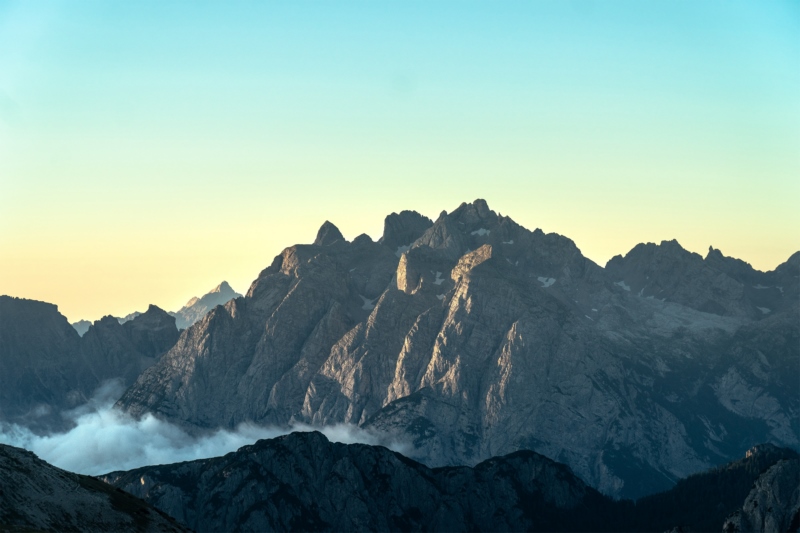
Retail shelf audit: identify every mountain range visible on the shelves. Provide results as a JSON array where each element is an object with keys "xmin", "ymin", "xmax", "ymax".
[
  {"xmin": 106, "ymin": 435, "xmax": 799, "ymax": 532},
  {"xmin": 4, "ymin": 432, "xmax": 797, "ymax": 532},
  {"xmin": 1, "ymin": 199, "xmax": 797, "ymax": 506},
  {"xmin": 113, "ymin": 199, "xmax": 798, "ymax": 499}
]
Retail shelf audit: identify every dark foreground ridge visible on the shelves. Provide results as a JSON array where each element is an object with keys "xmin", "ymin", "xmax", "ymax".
[
  {"xmin": 0, "ymin": 443, "xmax": 187, "ymax": 532},
  {"xmin": 101, "ymin": 431, "xmax": 800, "ymax": 533}
]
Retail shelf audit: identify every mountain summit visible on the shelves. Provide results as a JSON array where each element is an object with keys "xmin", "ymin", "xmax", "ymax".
[{"xmin": 170, "ymin": 281, "xmax": 242, "ymax": 330}]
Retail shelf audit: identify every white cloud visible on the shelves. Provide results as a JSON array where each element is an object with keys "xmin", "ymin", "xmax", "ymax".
[{"xmin": 0, "ymin": 381, "xmax": 412, "ymax": 476}]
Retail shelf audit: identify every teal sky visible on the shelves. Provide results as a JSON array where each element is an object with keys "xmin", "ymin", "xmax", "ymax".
[{"xmin": 1, "ymin": 1, "xmax": 798, "ymax": 321}]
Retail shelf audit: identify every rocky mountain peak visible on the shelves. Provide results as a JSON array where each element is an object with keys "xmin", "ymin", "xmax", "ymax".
[
  {"xmin": 313, "ymin": 221, "xmax": 346, "ymax": 246},
  {"xmin": 777, "ymin": 251, "xmax": 800, "ymax": 273},
  {"xmin": 129, "ymin": 305, "xmax": 176, "ymax": 330},
  {"xmin": 379, "ymin": 210, "xmax": 433, "ymax": 252},
  {"xmin": 71, "ymin": 319, "xmax": 91, "ymax": 337},
  {"xmin": 352, "ymin": 233, "xmax": 374, "ymax": 245},
  {"xmin": 704, "ymin": 246, "xmax": 759, "ymax": 284},
  {"xmin": 95, "ymin": 315, "xmax": 122, "ymax": 328},
  {"xmin": 171, "ymin": 282, "xmax": 243, "ymax": 330},
  {"xmin": 449, "ymin": 198, "xmax": 498, "ymax": 227},
  {"xmin": 211, "ymin": 281, "xmax": 234, "ymax": 294}
]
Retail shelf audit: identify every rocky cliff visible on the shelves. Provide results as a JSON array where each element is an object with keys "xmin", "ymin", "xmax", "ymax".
[
  {"xmin": 116, "ymin": 199, "xmax": 800, "ymax": 498},
  {"xmin": 0, "ymin": 443, "xmax": 186, "ymax": 532}
]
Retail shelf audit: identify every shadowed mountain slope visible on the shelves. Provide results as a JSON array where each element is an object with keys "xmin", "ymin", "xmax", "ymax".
[
  {"xmin": 0, "ymin": 297, "xmax": 178, "ymax": 431},
  {"xmin": 0, "ymin": 443, "xmax": 187, "ymax": 532}
]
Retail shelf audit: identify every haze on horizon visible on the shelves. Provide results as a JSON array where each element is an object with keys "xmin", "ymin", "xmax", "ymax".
[{"xmin": 1, "ymin": 1, "xmax": 798, "ymax": 322}]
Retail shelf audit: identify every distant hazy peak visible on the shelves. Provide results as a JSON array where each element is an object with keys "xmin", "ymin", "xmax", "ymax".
[
  {"xmin": 71, "ymin": 319, "xmax": 91, "ymax": 337},
  {"xmin": 212, "ymin": 281, "xmax": 234, "ymax": 294},
  {"xmin": 606, "ymin": 239, "xmax": 699, "ymax": 267},
  {"xmin": 117, "ymin": 311, "xmax": 141, "ymax": 324},
  {"xmin": 171, "ymin": 281, "xmax": 242, "ymax": 330},
  {"xmin": 313, "ymin": 221, "xmax": 346, "ymax": 246}
]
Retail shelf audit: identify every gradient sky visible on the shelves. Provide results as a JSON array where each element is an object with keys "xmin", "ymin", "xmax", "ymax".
[{"xmin": 1, "ymin": 1, "xmax": 798, "ymax": 322}]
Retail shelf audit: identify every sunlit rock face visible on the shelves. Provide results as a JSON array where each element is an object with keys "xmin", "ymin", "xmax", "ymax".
[
  {"xmin": 0, "ymin": 443, "xmax": 186, "ymax": 532},
  {"xmin": 0, "ymin": 297, "xmax": 178, "ymax": 431},
  {"xmin": 116, "ymin": 199, "xmax": 800, "ymax": 499}
]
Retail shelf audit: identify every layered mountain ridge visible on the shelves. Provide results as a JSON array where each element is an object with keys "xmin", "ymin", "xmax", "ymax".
[
  {"xmin": 115, "ymin": 199, "xmax": 799, "ymax": 498},
  {"xmin": 101, "ymin": 432, "xmax": 800, "ymax": 533},
  {"xmin": 3, "ymin": 432, "xmax": 795, "ymax": 533},
  {"xmin": 102, "ymin": 430, "xmax": 613, "ymax": 532}
]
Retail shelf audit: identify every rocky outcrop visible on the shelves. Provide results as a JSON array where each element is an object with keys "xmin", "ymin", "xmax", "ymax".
[
  {"xmin": 170, "ymin": 281, "xmax": 242, "ymax": 330},
  {"xmin": 116, "ymin": 200, "xmax": 800, "ymax": 499},
  {"xmin": 103, "ymin": 430, "xmax": 614, "ymax": 533},
  {"xmin": 0, "ymin": 297, "xmax": 179, "ymax": 430},
  {"xmin": 0, "ymin": 443, "xmax": 186, "ymax": 532},
  {"xmin": 723, "ymin": 456, "xmax": 800, "ymax": 532}
]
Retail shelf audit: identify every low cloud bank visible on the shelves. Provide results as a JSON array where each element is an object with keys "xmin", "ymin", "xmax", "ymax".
[{"xmin": 0, "ymin": 381, "xmax": 412, "ymax": 476}]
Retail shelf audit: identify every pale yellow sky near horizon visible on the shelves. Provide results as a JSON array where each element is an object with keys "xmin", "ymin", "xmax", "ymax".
[
  {"xmin": 1, "ymin": 1, "xmax": 798, "ymax": 322},
  {"xmin": 2, "ymin": 194, "xmax": 797, "ymax": 323}
]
